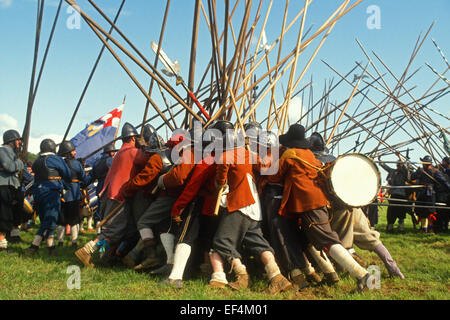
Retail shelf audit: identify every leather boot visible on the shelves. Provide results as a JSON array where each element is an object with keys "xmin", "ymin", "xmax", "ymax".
[
  {"xmin": 322, "ymin": 272, "xmax": 340, "ymax": 285},
  {"xmin": 266, "ymin": 274, "xmax": 293, "ymax": 295},
  {"xmin": 290, "ymin": 273, "xmax": 310, "ymax": 289},
  {"xmin": 75, "ymin": 247, "xmax": 94, "ymax": 268},
  {"xmin": 228, "ymin": 267, "xmax": 251, "ymax": 291},
  {"xmin": 134, "ymin": 244, "xmax": 160, "ymax": 271},
  {"xmin": 304, "ymin": 271, "xmax": 322, "ymax": 285}
]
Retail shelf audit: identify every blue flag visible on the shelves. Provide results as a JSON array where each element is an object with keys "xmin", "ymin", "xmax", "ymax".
[{"xmin": 71, "ymin": 105, "xmax": 124, "ymax": 167}]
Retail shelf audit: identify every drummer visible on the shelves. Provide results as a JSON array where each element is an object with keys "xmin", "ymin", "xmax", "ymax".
[
  {"xmin": 267, "ymin": 124, "xmax": 371, "ymax": 292},
  {"xmin": 309, "ymin": 132, "xmax": 405, "ymax": 279}
]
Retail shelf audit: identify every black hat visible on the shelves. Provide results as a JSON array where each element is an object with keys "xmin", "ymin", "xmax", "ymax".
[
  {"xmin": 3, "ymin": 129, "xmax": 21, "ymax": 145},
  {"xmin": 442, "ymin": 157, "xmax": 450, "ymax": 164},
  {"xmin": 40, "ymin": 139, "xmax": 57, "ymax": 154},
  {"xmin": 279, "ymin": 124, "xmax": 310, "ymax": 149},
  {"xmin": 103, "ymin": 143, "xmax": 118, "ymax": 154},
  {"xmin": 420, "ymin": 155, "xmax": 432, "ymax": 164}
]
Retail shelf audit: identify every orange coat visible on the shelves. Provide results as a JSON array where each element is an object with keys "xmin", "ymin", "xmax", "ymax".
[
  {"xmin": 216, "ymin": 147, "xmax": 260, "ymax": 212},
  {"xmin": 267, "ymin": 148, "xmax": 328, "ymax": 216},
  {"xmin": 162, "ymin": 148, "xmax": 196, "ymax": 197},
  {"xmin": 121, "ymin": 153, "xmax": 163, "ymax": 198}
]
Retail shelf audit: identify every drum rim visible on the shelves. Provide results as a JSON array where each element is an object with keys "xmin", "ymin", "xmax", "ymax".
[{"xmin": 328, "ymin": 152, "xmax": 381, "ymax": 207}]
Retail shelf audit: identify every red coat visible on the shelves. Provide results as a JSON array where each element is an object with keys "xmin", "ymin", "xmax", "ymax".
[
  {"xmin": 100, "ymin": 141, "xmax": 149, "ymax": 202},
  {"xmin": 216, "ymin": 147, "xmax": 260, "ymax": 212},
  {"xmin": 267, "ymin": 148, "xmax": 328, "ymax": 216},
  {"xmin": 171, "ymin": 155, "xmax": 216, "ymax": 217}
]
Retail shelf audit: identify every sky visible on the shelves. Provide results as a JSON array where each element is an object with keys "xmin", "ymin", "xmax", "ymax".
[{"xmin": 0, "ymin": 0, "xmax": 449, "ymax": 161}]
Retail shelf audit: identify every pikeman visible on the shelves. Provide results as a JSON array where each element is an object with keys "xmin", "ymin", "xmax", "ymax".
[
  {"xmin": 119, "ymin": 127, "xmax": 171, "ymax": 269},
  {"xmin": 267, "ymin": 124, "xmax": 371, "ymax": 292},
  {"xmin": 28, "ymin": 139, "xmax": 72, "ymax": 256},
  {"xmin": 55, "ymin": 141, "xmax": 90, "ymax": 248},
  {"xmin": 211, "ymin": 129, "xmax": 293, "ymax": 295},
  {"xmin": 160, "ymin": 120, "xmax": 232, "ymax": 289},
  {"xmin": 309, "ymin": 132, "xmax": 405, "ymax": 279},
  {"xmin": 259, "ymin": 131, "xmax": 326, "ymax": 288},
  {"xmin": 74, "ymin": 123, "xmax": 149, "ymax": 267},
  {"xmin": 411, "ymin": 155, "xmax": 450, "ymax": 233},
  {"xmin": 434, "ymin": 157, "xmax": 450, "ymax": 233},
  {"xmin": 378, "ymin": 152, "xmax": 412, "ymax": 232},
  {"xmin": 0, "ymin": 130, "xmax": 24, "ymax": 253},
  {"xmin": 123, "ymin": 129, "xmax": 195, "ymax": 272},
  {"xmin": 88, "ymin": 142, "xmax": 118, "ymax": 229}
]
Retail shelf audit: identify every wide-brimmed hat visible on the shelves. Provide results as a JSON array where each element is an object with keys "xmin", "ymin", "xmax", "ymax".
[
  {"xmin": 279, "ymin": 124, "xmax": 310, "ymax": 149},
  {"xmin": 420, "ymin": 155, "xmax": 432, "ymax": 164}
]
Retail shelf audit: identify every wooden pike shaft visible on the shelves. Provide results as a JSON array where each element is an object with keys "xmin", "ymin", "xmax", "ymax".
[
  {"xmin": 63, "ymin": 0, "xmax": 124, "ymax": 143},
  {"xmin": 81, "ymin": 0, "xmax": 204, "ymax": 125},
  {"xmin": 325, "ymin": 60, "xmax": 369, "ymax": 147},
  {"xmin": 238, "ymin": 0, "xmax": 360, "ymax": 120},
  {"xmin": 280, "ymin": 0, "xmax": 310, "ymax": 135},
  {"xmin": 22, "ymin": 0, "xmax": 44, "ymax": 158},
  {"xmin": 141, "ymin": 0, "xmax": 171, "ymax": 135}
]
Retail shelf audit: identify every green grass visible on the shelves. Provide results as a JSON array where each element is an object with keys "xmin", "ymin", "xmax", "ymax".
[{"xmin": 1, "ymin": 207, "xmax": 449, "ymax": 300}]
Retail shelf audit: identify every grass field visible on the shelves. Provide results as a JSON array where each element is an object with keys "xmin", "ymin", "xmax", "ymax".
[{"xmin": 0, "ymin": 207, "xmax": 449, "ymax": 300}]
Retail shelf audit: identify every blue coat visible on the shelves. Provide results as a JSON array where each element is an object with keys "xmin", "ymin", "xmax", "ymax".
[
  {"xmin": 88, "ymin": 153, "xmax": 113, "ymax": 196},
  {"xmin": 62, "ymin": 158, "xmax": 89, "ymax": 202},
  {"xmin": 32, "ymin": 153, "xmax": 72, "ymax": 198}
]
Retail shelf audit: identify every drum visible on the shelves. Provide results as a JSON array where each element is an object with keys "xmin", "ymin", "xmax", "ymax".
[{"xmin": 324, "ymin": 153, "xmax": 381, "ymax": 208}]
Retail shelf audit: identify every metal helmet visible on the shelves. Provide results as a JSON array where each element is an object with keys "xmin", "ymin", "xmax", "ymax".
[
  {"xmin": 103, "ymin": 143, "xmax": 117, "ymax": 154},
  {"xmin": 244, "ymin": 121, "xmax": 262, "ymax": 140},
  {"xmin": 3, "ymin": 129, "xmax": 21, "ymax": 145},
  {"xmin": 58, "ymin": 141, "xmax": 76, "ymax": 156},
  {"xmin": 209, "ymin": 120, "xmax": 234, "ymax": 135},
  {"xmin": 143, "ymin": 124, "xmax": 157, "ymax": 143},
  {"xmin": 258, "ymin": 131, "xmax": 278, "ymax": 149},
  {"xmin": 121, "ymin": 122, "xmax": 138, "ymax": 139},
  {"xmin": 147, "ymin": 133, "xmax": 165, "ymax": 151},
  {"xmin": 40, "ymin": 139, "xmax": 57, "ymax": 154},
  {"xmin": 309, "ymin": 132, "xmax": 325, "ymax": 152},
  {"xmin": 223, "ymin": 130, "xmax": 245, "ymax": 151}
]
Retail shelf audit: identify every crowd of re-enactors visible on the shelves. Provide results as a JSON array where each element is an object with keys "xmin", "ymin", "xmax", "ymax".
[{"xmin": 0, "ymin": 121, "xmax": 449, "ymax": 295}]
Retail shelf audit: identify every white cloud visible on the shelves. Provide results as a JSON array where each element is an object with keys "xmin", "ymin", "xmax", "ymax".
[
  {"xmin": 28, "ymin": 134, "xmax": 63, "ymax": 154},
  {"xmin": 288, "ymin": 97, "xmax": 307, "ymax": 125},
  {"xmin": 0, "ymin": 113, "xmax": 63, "ymax": 154},
  {"xmin": 0, "ymin": 0, "xmax": 12, "ymax": 8},
  {"xmin": 0, "ymin": 113, "xmax": 19, "ymax": 133}
]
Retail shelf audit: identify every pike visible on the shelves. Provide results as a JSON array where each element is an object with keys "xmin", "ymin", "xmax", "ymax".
[
  {"xmin": 151, "ymin": 41, "xmax": 210, "ymax": 120},
  {"xmin": 63, "ymin": 0, "xmax": 126, "ymax": 143},
  {"xmin": 78, "ymin": 0, "xmax": 205, "ymax": 125}
]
